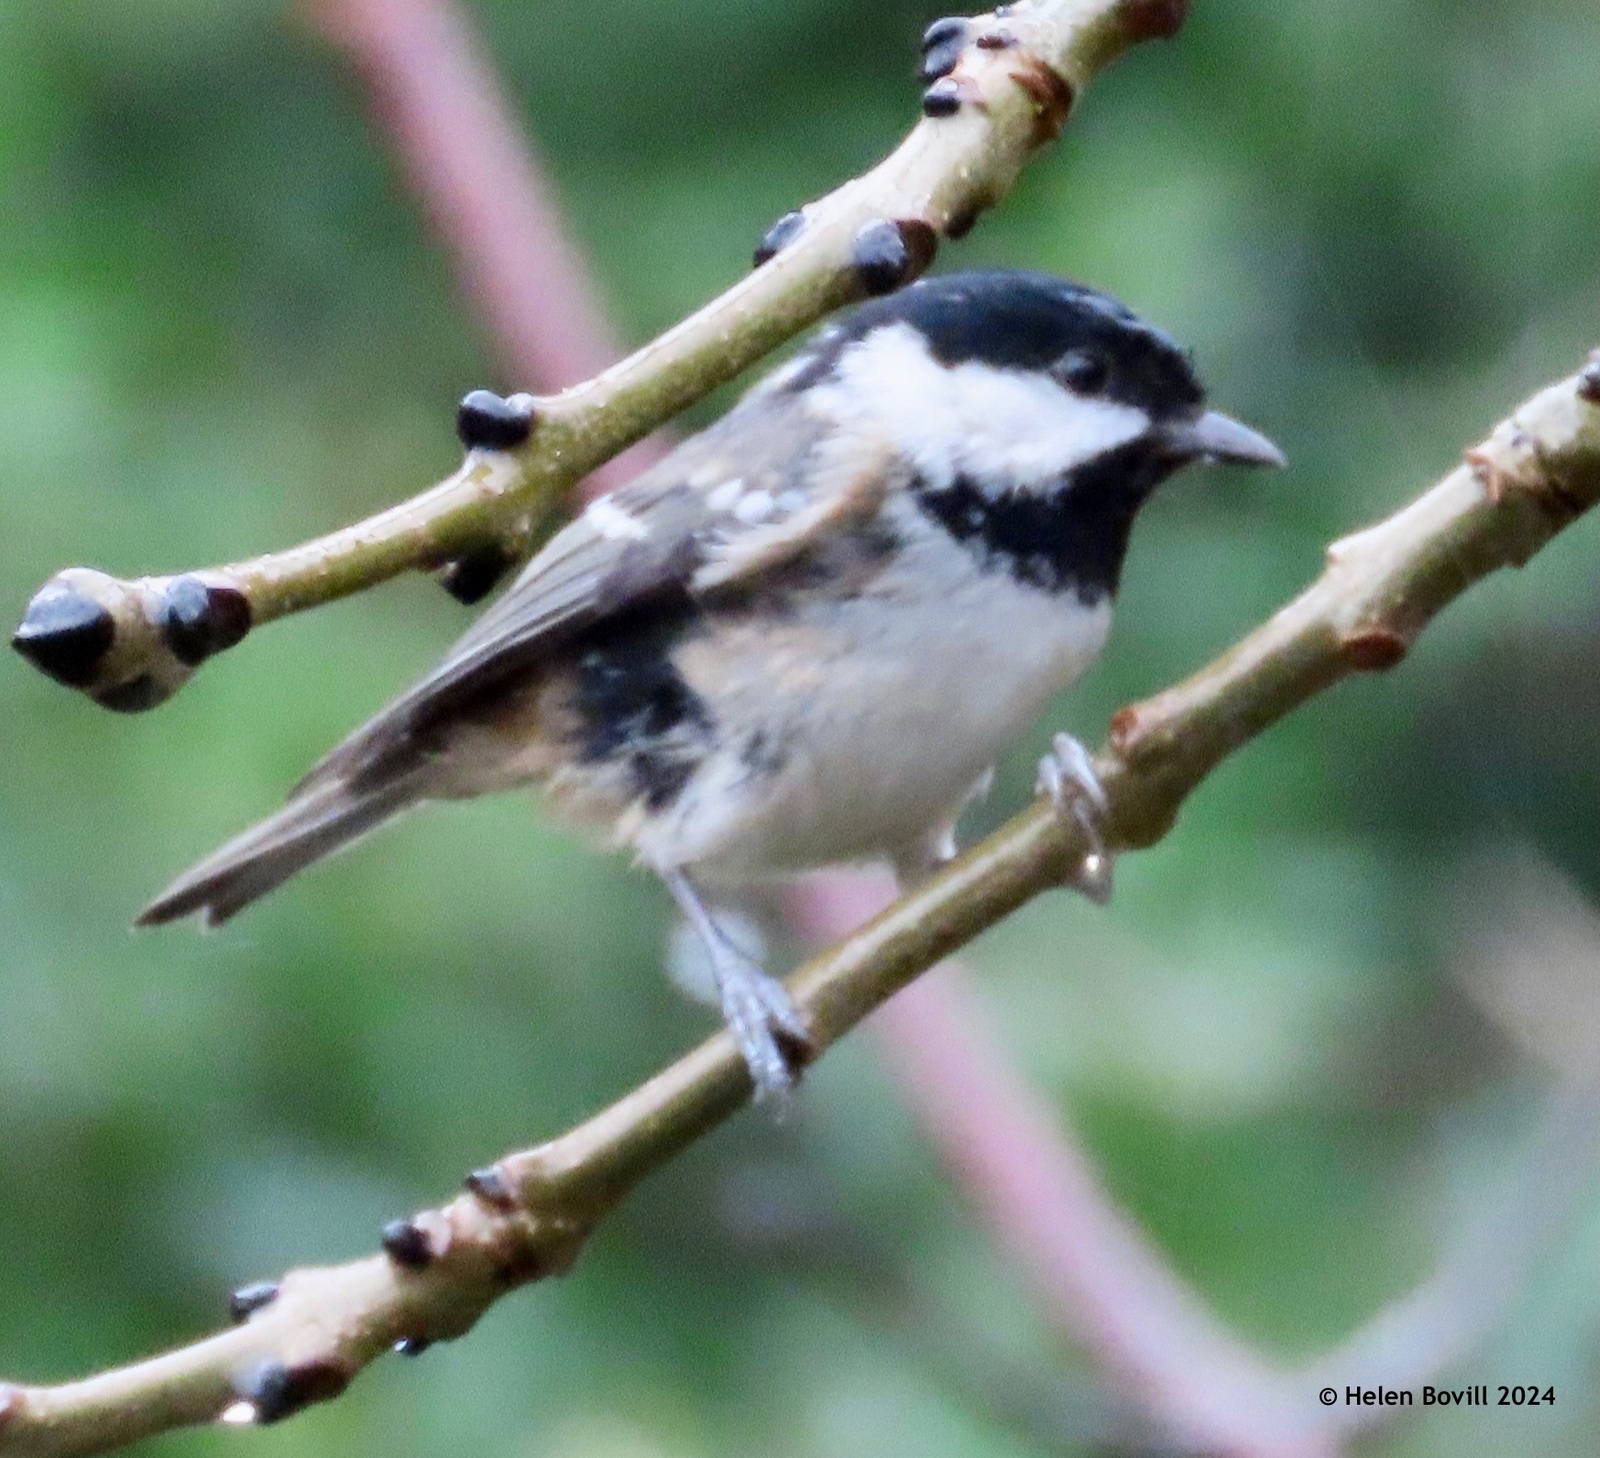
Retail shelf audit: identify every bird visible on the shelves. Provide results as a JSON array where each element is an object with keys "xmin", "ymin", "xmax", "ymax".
[{"xmin": 138, "ymin": 269, "xmax": 1285, "ymax": 1098}]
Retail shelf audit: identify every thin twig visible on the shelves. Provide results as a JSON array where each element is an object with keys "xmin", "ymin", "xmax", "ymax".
[
  {"xmin": 10, "ymin": 0, "xmax": 1600, "ymax": 1451},
  {"xmin": 3, "ymin": 357, "xmax": 1597, "ymax": 1458}
]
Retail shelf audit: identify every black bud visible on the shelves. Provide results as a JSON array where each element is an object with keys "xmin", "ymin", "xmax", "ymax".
[
  {"xmin": 918, "ymin": 18, "xmax": 968, "ymax": 83},
  {"xmin": 157, "ymin": 577, "xmax": 208, "ymax": 663},
  {"xmin": 918, "ymin": 39, "xmax": 965, "ymax": 82},
  {"xmin": 945, "ymin": 204, "xmax": 983, "ymax": 240},
  {"xmin": 753, "ymin": 210, "xmax": 806, "ymax": 268},
  {"xmin": 464, "ymin": 1164, "xmax": 516, "ymax": 1211},
  {"xmin": 456, "ymin": 390, "xmax": 535, "ymax": 451},
  {"xmin": 93, "ymin": 674, "xmax": 169, "ymax": 714},
  {"xmin": 158, "ymin": 576, "xmax": 252, "ymax": 667},
  {"xmin": 12, "ymin": 585, "xmax": 115, "ymax": 688},
  {"xmin": 233, "ymin": 1357, "xmax": 349, "ymax": 1425},
  {"xmin": 921, "ymin": 17, "xmax": 968, "ymax": 52},
  {"xmin": 438, "ymin": 544, "xmax": 514, "ymax": 605},
  {"xmin": 394, "ymin": 1337, "xmax": 432, "ymax": 1358},
  {"xmin": 921, "ymin": 77, "xmax": 963, "ymax": 117},
  {"xmin": 381, "ymin": 1218, "xmax": 433, "ymax": 1270},
  {"xmin": 851, "ymin": 220, "xmax": 938, "ymax": 297},
  {"xmin": 228, "ymin": 1281, "xmax": 280, "ymax": 1323}
]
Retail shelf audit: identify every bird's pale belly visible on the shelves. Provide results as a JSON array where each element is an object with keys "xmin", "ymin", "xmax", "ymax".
[{"xmin": 638, "ymin": 579, "xmax": 1113, "ymax": 879}]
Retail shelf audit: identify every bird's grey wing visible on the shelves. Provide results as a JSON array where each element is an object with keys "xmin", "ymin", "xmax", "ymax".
[
  {"xmin": 296, "ymin": 469, "xmax": 711, "ymax": 793},
  {"xmin": 296, "ymin": 388, "xmax": 887, "ymax": 791}
]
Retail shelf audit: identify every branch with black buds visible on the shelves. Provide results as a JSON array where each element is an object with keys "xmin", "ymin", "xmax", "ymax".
[
  {"xmin": 10, "ymin": 0, "xmax": 1188, "ymax": 711},
  {"xmin": 2, "ymin": 356, "xmax": 1596, "ymax": 1458}
]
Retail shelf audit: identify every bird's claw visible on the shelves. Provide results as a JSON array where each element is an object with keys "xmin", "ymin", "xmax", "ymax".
[
  {"xmin": 711, "ymin": 947, "xmax": 813, "ymax": 1106},
  {"xmin": 1036, "ymin": 731, "xmax": 1114, "ymax": 904},
  {"xmin": 659, "ymin": 867, "xmax": 814, "ymax": 1105}
]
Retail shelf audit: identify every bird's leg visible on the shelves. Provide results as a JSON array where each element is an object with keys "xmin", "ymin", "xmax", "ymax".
[
  {"xmin": 659, "ymin": 868, "xmax": 812, "ymax": 1101},
  {"xmin": 1036, "ymin": 732, "xmax": 1114, "ymax": 904}
]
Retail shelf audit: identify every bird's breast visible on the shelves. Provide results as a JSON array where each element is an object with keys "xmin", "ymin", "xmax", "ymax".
[{"xmin": 646, "ymin": 528, "xmax": 1113, "ymax": 876}]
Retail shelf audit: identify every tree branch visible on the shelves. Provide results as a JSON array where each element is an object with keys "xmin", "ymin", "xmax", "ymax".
[
  {"xmin": 3, "ymin": 353, "xmax": 1597, "ymax": 1457},
  {"xmin": 10, "ymin": 0, "xmax": 1186, "ymax": 711},
  {"xmin": 307, "ymin": 8, "xmax": 1353, "ymax": 1445}
]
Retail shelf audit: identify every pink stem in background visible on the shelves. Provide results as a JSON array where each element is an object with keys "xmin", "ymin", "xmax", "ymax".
[
  {"xmin": 296, "ymin": 4, "xmax": 1596, "ymax": 1454},
  {"xmin": 786, "ymin": 872, "xmax": 1336, "ymax": 1458},
  {"xmin": 302, "ymin": 0, "xmax": 666, "ymax": 495}
]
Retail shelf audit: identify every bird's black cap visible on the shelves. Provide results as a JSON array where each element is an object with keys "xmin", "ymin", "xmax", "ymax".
[{"xmin": 791, "ymin": 270, "xmax": 1205, "ymax": 419}]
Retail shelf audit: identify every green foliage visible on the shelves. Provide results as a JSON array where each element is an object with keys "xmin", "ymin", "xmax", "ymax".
[{"xmin": 1, "ymin": 2, "xmax": 1596, "ymax": 1454}]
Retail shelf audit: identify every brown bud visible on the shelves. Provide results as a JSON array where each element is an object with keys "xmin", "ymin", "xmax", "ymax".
[
  {"xmin": 1120, "ymin": 0, "xmax": 1192, "ymax": 42},
  {"xmin": 1108, "ymin": 705, "xmax": 1146, "ymax": 753},
  {"xmin": 1339, "ymin": 625, "xmax": 1408, "ymax": 671},
  {"xmin": 1008, "ymin": 56, "xmax": 1074, "ymax": 146}
]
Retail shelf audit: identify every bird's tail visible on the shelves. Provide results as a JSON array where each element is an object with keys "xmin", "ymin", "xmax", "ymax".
[{"xmin": 136, "ymin": 771, "xmax": 427, "ymax": 928}]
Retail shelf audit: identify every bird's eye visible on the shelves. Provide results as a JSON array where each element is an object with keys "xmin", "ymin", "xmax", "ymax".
[{"xmin": 1055, "ymin": 349, "xmax": 1108, "ymax": 394}]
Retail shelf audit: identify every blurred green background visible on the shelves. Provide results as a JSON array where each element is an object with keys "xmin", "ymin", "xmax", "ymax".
[{"xmin": 2, "ymin": 1, "xmax": 1598, "ymax": 1455}]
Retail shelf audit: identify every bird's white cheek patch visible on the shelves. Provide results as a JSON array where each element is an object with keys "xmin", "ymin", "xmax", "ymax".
[
  {"xmin": 944, "ymin": 365, "xmax": 1150, "ymax": 489},
  {"xmin": 812, "ymin": 322, "xmax": 1151, "ymax": 490}
]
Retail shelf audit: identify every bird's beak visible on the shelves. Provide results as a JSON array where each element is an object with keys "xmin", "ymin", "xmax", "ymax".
[{"xmin": 1166, "ymin": 410, "xmax": 1286, "ymax": 469}]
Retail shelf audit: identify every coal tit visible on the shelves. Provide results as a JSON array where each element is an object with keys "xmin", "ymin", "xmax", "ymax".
[{"xmin": 139, "ymin": 270, "xmax": 1284, "ymax": 1097}]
